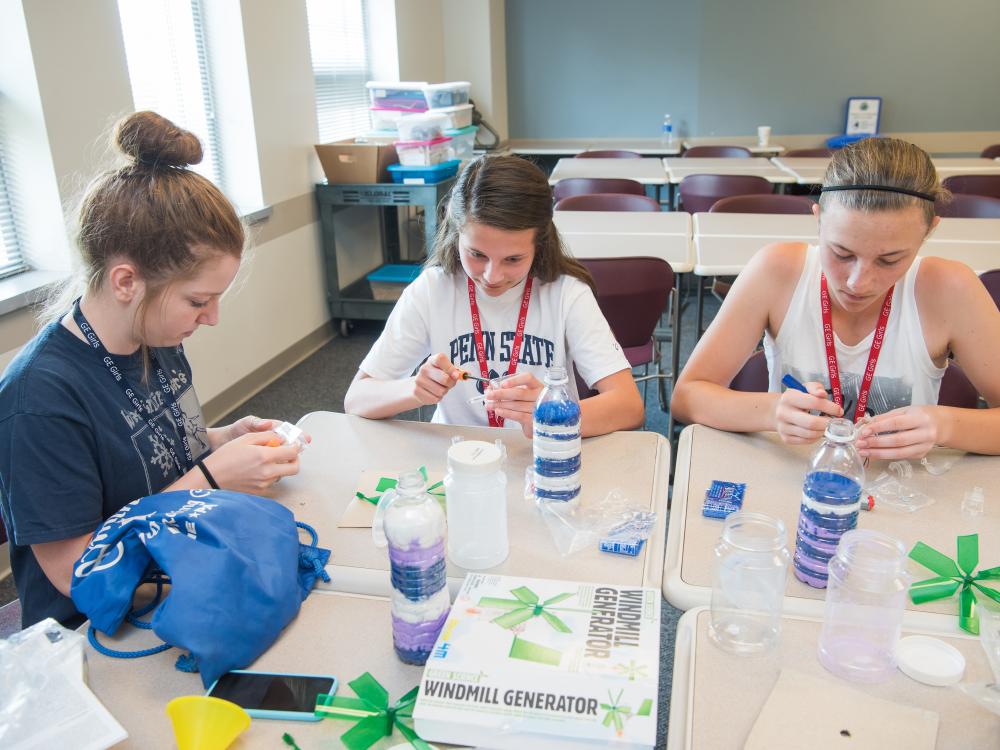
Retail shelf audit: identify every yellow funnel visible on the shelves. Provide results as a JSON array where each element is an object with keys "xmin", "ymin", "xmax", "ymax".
[{"xmin": 166, "ymin": 695, "xmax": 251, "ymax": 750}]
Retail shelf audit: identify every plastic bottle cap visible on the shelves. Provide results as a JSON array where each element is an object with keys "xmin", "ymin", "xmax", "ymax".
[
  {"xmin": 447, "ymin": 440, "xmax": 502, "ymax": 476},
  {"xmin": 896, "ymin": 635, "xmax": 966, "ymax": 686}
]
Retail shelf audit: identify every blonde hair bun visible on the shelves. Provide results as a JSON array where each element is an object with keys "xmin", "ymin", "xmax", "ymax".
[{"xmin": 114, "ymin": 110, "xmax": 203, "ymax": 168}]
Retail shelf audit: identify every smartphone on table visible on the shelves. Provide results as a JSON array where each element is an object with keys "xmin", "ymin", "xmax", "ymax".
[{"xmin": 206, "ymin": 670, "xmax": 338, "ymax": 721}]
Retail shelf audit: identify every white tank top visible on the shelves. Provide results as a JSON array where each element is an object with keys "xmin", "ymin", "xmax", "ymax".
[{"xmin": 763, "ymin": 245, "xmax": 944, "ymax": 417}]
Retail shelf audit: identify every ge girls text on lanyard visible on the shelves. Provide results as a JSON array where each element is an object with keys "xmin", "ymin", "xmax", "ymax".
[
  {"xmin": 820, "ymin": 274, "xmax": 894, "ymax": 423},
  {"xmin": 72, "ymin": 300, "xmax": 195, "ymax": 474},
  {"xmin": 467, "ymin": 276, "xmax": 533, "ymax": 428}
]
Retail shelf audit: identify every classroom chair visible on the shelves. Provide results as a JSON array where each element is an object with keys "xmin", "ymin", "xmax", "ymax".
[
  {"xmin": 574, "ymin": 257, "xmax": 675, "ymax": 420},
  {"xmin": 729, "ymin": 349, "xmax": 981, "ymax": 408},
  {"xmin": 574, "ymin": 150, "xmax": 642, "ymax": 159},
  {"xmin": 678, "ymin": 174, "xmax": 773, "ymax": 214},
  {"xmin": 683, "ymin": 145, "xmax": 752, "ymax": 158},
  {"xmin": 710, "ymin": 194, "xmax": 816, "ymax": 214},
  {"xmin": 979, "ymin": 269, "xmax": 1000, "ymax": 311},
  {"xmin": 935, "ymin": 193, "xmax": 1000, "ymax": 219},
  {"xmin": 980, "ymin": 144, "xmax": 1000, "ymax": 159},
  {"xmin": 783, "ymin": 148, "xmax": 833, "ymax": 158},
  {"xmin": 552, "ymin": 177, "xmax": 645, "ymax": 203},
  {"xmin": 0, "ymin": 600, "xmax": 21, "ymax": 638},
  {"xmin": 554, "ymin": 193, "xmax": 660, "ymax": 212},
  {"xmin": 942, "ymin": 174, "xmax": 1000, "ymax": 201}
]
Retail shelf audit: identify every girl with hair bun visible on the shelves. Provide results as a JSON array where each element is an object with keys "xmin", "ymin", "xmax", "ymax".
[
  {"xmin": 0, "ymin": 112, "xmax": 306, "ymax": 628},
  {"xmin": 671, "ymin": 137, "xmax": 1000, "ymax": 458},
  {"xmin": 345, "ymin": 154, "xmax": 644, "ymax": 438}
]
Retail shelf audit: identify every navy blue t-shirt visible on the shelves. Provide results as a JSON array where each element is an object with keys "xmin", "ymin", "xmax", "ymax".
[{"xmin": 0, "ymin": 320, "xmax": 209, "ymax": 628}]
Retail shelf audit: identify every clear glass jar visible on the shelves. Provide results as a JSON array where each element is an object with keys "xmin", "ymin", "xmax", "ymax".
[
  {"xmin": 444, "ymin": 439, "xmax": 508, "ymax": 570},
  {"xmin": 533, "ymin": 366, "xmax": 581, "ymax": 503},
  {"xmin": 709, "ymin": 511, "xmax": 790, "ymax": 655},
  {"xmin": 818, "ymin": 529, "xmax": 911, "ymax": 683},
  {"xmin": 793, "ymin": 418, "xmax": 865, "ymax": 588},
  {"xmin": 371, "ymin": 471, "xmax": 449, "ymax": 665}
]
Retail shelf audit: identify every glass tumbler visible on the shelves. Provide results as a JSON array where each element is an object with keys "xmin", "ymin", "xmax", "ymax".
[
  {"xmin": 818, "ymin": 529, "xmax": 911, "ymax": 682},
  {"xmin": 709, "ymin": 511, "xmax": 791, "ymax": 655}
]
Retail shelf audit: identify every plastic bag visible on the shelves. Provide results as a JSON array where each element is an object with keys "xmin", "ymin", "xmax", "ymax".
[
  {"xmin": 536, "ymin": 488, "xmax": 655, "ymax": 557},
  {"xmin": 0, "ymin": 618, "xmax": 126, "ymax": 749},
  {"xmin": 865, "ymin": 466, "xmax": 935, "ymax": 513}
]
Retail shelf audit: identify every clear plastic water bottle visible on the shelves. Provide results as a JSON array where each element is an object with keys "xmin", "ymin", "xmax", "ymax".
[
  {"xmin": 533, "ymin": 366, "xmax": 581, "ymax": 502},
  {"xmin": 660, "ymin": 114, "xmax": 674, "ymax": 146},
  {"xmin": 372, "ymin": 470, "xmax": 450, "ymax": 665},
  {"xmin": 793, "ymin": 418, "xmax": 864, "ymax": 588}
]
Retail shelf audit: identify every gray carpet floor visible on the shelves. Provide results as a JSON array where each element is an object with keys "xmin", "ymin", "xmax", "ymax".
[{"xmin": 3, "ymin": 288, "xmax": 721, "ymax": 749}]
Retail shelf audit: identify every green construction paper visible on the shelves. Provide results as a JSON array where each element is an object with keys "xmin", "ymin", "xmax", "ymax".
[{"xmin": 357, "ymin": 466, "xmax": 445, "ymax": 506}]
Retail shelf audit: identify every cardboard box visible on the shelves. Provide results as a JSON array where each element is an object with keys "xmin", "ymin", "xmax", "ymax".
[{"xmin": 314, "ymin": 139, "xmax": 398, "ymax": 184}]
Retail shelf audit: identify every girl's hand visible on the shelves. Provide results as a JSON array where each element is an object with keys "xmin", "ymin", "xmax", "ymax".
[
  {"xmin": 485, "ymin": 372, "xmax": 544, "ymax": 438},
  {"xmin": 772, "ymin": 380, "xmax": 843, "ymax": 444},
  {"xmin": 201, "ymin": 431, "xmax": 302, "ymax": 493},
  {"xmin": 224, "ymin": 415, "xmax": 276, "ymax": 442},
  {"xmin": 856, "ymin": 406, "xmax": 940, "ymax": 460},
  {"xmin": 413, "ymin": 353, "xmax": 462, "ymax": 406}
]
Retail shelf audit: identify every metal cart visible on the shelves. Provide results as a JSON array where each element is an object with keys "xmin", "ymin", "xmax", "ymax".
[{"xmin": 315, "ymin": 178, "xmax": 457, "ymax": 336}]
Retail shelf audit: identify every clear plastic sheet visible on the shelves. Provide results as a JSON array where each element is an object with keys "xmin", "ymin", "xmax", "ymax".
[{"xmin": 535, "ymin": 488, "xmax": 655, "ymax": 557}]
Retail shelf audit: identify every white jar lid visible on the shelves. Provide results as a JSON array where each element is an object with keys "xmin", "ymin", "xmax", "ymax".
[
  {"xmin": 896, "ymin": 635, "xmax": 966, "ymax": 686},
  {"xmin": 448, "ymin": 440, "xmax": 502, "ymax": 475}
]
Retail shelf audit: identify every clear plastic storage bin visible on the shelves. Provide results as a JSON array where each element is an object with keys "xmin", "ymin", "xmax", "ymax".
[
  {"xmin": 366, "ymin": 81, "xmax": 428, "ymax": 112},
  {"xmin": 395, "ymin": 136, "xmax": 453, "ymax": 167},
  {"xmin": 423, "ymin": 81, "xmax": 471, "ymax": 109},
  {"xmin": 444, "ymin": 126, "xmax": 478, "ymax": 160},
  {"xmin": 433, "ymin": 104, "xmax": 473, "ymax": 130},
  {"xmin": 369, "ymin": 107, "xmax": 408, "ymax": 132},
  {"xmin": 397, "ymin": 112, "xmax": 449, "ymax": 143},
  {"xmin": 387, "ymin": 160, "xmax": 461, "ymax": 185}
]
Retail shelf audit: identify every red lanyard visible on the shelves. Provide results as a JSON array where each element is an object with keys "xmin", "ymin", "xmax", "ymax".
[
  {"xmin": 467, "ymin": 275, "xmax": 533, "ymax": 427},
  {"xmin": 820, "ymin": 273, "xmax": 894, "ymax": 423}
]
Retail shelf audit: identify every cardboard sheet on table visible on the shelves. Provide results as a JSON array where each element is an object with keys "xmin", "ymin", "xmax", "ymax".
[
  {"xmin": 743, "ymin": 669, "xmax": 939, "ymax": 750},
  {"xmin": 338, "ymin": 467, "xmax": 445, "ymax": 528}
]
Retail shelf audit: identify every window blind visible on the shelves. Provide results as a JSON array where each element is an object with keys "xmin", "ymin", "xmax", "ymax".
[
  {"xmin": 0, "ymin": 104, "xmax": 26, "ymax": 280},
  {"xmin": 307, "ymin": 0, "xmax": 374, "ymax": 144},
  {"xmin": 117, "ymin": 0, "xmax": 224, "ymax": 189}
]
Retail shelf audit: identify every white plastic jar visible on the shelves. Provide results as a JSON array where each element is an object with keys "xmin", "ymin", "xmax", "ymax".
[{"xmin": 444, "ymin": 439, "xmax": 508, "ymax": 570}]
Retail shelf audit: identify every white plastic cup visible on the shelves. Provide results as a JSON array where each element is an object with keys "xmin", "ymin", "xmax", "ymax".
[
  {"xmin": 444, "ymin": 440, "xmax": 509, "ymax": 569},
  {"xmin": 757, "ymin": 126, "xmax": 772, "ymax": 147}
]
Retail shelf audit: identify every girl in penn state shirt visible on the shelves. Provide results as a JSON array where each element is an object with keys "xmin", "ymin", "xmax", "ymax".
[
  {"xmin": 0, "ymin": 112, "xmax": 306, "ymax": 628},
  {"xmin": 671, "ymin": 137, "xmax": 1000, "ymax": 458},
  {"xmin": 345, "ymin": 154, "xmax": 644, "ymax": 437}
]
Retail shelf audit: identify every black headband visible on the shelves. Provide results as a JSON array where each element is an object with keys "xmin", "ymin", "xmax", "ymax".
[{"xmin": 820, "ymin": 184, "xmax": 935, "ymax": 202}]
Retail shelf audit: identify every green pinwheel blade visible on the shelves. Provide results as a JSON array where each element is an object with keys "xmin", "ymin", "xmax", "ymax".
[
  {"xmin": 960, "ymin": 586, "xmax": 979, "ymax": 635},
  {"xmin": 510, "ymin": 586, "xmax": 539, "ymax": 605},
  {"xmin": 375, "ymin": 477, "xmax": 397, "ymax": 492},
  {"xmin": 600, "ymin": 706, "xmax": 614, "ymax": 728},
  {"xmin": 393, "ymin": 686, "xmax": 420, "ymax": 717},
  {"xmin": 493, "ymin": 607, "xmax": 536, "ymax": 629},
  {"xmin": 909, "ymin": 576, "xmax": 961, "ymax": 604},
  {"xmin": 395, "ymin": 719, "xmax": 433, "ymax": 750},
  {"xmin": 957, "ymin": 534, "xmax": 979, "ymax": 577},
  {"xmin": 540, "ymin": 609, "xmax": 573, "ymax": 633},
  {"xmin": 418, "ymin": 465, "xmax": 429, "ymax": 481},
  {"xmin": 478, "ymin": 596, "xmax": 526, "ymax": 611},
  {"xmin": 340, "ymin": 715, "xmax": 390, "ymax": 750},
  {"xmin": 973, "ymin": 581, "xmax": 1000, "ymax": 605},
  {"xmin": 543, "ymin": 592, "xmax": 574, "ymax": 606},
  {"xmin": 349, "ymin": 672, "xmax": 389, "ymax": 709},
  {"xmin": 978, "ymin": 565, "xmax": 1000, "ymax": 581},
  {"xmin": 909, "ymin": 542, "xmax": 961, "ymax": 578}
]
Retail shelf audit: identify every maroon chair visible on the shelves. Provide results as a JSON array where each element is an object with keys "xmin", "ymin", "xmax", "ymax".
[
  {"xmin": 979, "ymin": 269, "xmax": 1000, "ymax": 310},
  {"xmin": 575, "ymin": 150, "xmax": 642, "ymax": 159},
  {"xmin": 710, "ymin": 194, "xmax": 815, "ymax": 214},
  {"xmin": 729, "ymin": 350, "xmax": 980, "ymax": 408},
  {"xmin": 980, "ymin": 144, "xmax": 1000, "ymax": 159},
  {"xmin": 552, "ymin": 177, "xmax": 645, "ymax": 203},
  {"xmin": 555, "ymin": 193, "xmax": 660, "ymax": 212},
  {"xmin": 683, "ymin": 145, "xmax": 752, "ymax": 158},
  {"xmin": 678, "ymin": 174, "xmax": 773, "ymax": 213},
  {"xmin": 935, "ymin": 193, "xmax": 1000, "ymax": 219},
  {"xmin": 783, "ymin": 148, "xmax": 833, "ymax": 158},
  {"xmin": 574, "ymin": 258, "xmax": 675, "ymax": 411},
  {"xmin": 942, "ymin": 175, "xmax": 1000, "ymax": 201}
]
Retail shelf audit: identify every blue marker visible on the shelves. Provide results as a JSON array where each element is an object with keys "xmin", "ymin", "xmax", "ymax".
[{"xmin": 781, "ymin": 373, "xmax": 809, "ymax": 393}]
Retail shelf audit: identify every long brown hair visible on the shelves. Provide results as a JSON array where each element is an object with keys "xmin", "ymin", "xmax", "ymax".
[
  {"xmin": 45, "ymin": 111, "xmax": 245, "ymax": 334},
  {"xmin": 427, "ymin": 154, "xmax": 595, "ymax": 291},
  {"xmin": 820, "ymin": 137, "xmax": 948, "ymax": 226}
]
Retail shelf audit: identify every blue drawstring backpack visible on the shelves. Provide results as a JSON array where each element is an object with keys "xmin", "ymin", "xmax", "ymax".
[{"xmin": 70, "ymin": 489, "xmax": 331, "ymax": 688}]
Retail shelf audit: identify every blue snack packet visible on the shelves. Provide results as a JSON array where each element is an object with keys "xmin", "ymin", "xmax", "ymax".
[
  {"xmin": 599, "ymin": 511, "xmax": 657, "ymax": 557},
  {"xmin": 702, "ymin": 480, "xmax": 746, "ymax": 519}
]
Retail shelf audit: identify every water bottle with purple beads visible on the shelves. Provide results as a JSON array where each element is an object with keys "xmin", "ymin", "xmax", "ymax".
[
  {"xmin": 793, "ymin": 418, "xmax": 865, "ymax": 588},
  {"xmin": 533, "ymin": 366, "xmax": 582, "ymax": 502},
  {"xmin": 372, "ymin": 470, "xmax": 450, "ymax": 664}
]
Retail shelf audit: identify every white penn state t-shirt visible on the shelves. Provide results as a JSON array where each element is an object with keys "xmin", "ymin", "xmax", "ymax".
[{"xmin": 359, "ymin": 267, "xmax": 630, "ymax": 428}]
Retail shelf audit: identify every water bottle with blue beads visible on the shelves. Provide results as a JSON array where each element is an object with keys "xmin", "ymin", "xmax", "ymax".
[
  {"xmin": 533, "ymin": 366, "xmax": 582, "ymax": 502},
  {"xmin": 793, "ymin": 418, "xmax": 865, "ymax": 588}
]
